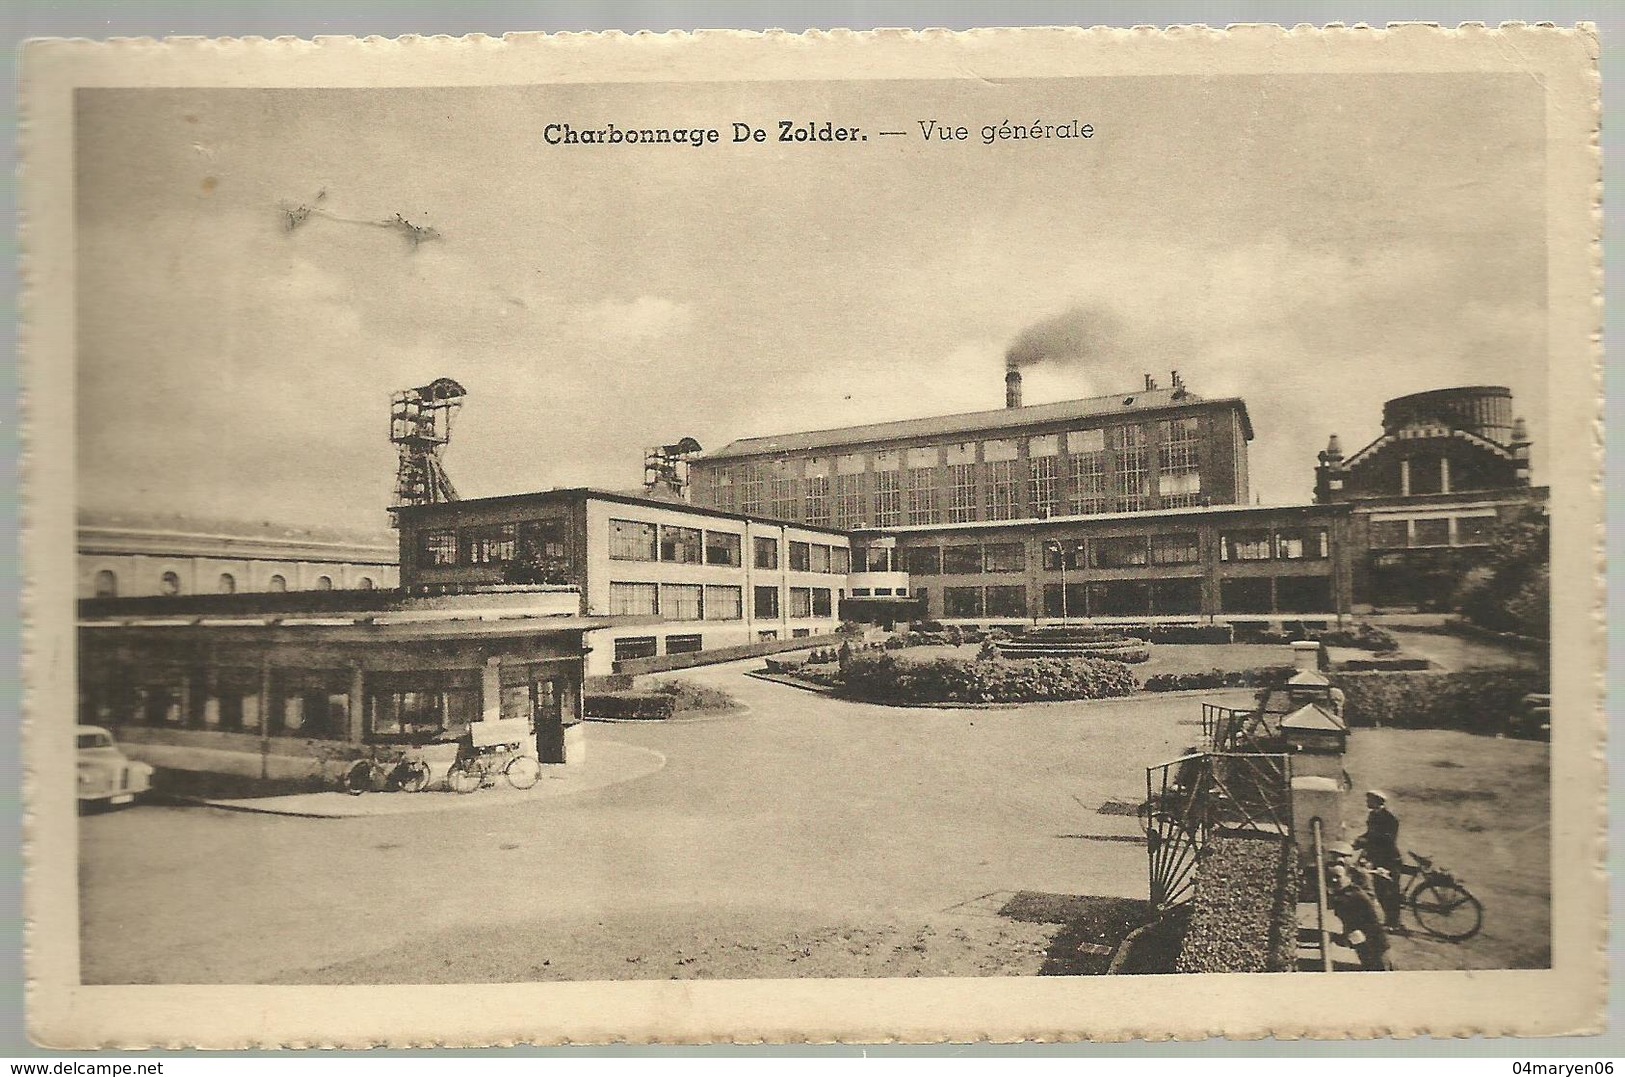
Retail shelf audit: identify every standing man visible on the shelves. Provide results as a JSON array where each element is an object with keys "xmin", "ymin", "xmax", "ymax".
[
  {"xmin": 1354, "ymin": 789, "xmax": 1403, "ymax": 930},
  {"xmin": 1326, "ymin": 863, "xmax": 1394, "ymax": 971}
]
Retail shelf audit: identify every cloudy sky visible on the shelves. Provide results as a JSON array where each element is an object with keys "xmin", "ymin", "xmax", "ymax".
[{"xmin": 76, "ymin": 74, "xmax": 1546, "ymax": 533}]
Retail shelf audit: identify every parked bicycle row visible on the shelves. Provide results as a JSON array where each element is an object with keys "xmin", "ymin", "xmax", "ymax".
[{"xmin": 339, "ymin": 743, "xmax": 545, "ymax": 796}]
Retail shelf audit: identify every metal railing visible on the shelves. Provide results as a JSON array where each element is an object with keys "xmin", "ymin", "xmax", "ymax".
[{"xmin": 1144, "ymin": 751, "xmax": 1294, "ymax": 911}]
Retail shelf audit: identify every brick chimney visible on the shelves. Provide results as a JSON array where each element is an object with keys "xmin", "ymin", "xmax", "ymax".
[{"xmin": 1005, "ymin": 369, "xmax": 1023, "ymax": 409}]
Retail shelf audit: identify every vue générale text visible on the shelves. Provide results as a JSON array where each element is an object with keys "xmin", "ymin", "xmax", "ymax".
[{"xmin": 541, "ymin": 119, "xmax": 1095, "ymax": 148}]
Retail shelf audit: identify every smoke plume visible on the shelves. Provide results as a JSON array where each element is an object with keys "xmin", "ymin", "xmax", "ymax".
[{"xmin": 1004, "ymin": 303, "xmax": 1126, "ymax": 371}]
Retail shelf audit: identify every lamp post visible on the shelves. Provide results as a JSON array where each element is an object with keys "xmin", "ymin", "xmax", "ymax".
[{"xmin": 1044, "ymin": 540, "xmax": 1085, "ymax": 624}]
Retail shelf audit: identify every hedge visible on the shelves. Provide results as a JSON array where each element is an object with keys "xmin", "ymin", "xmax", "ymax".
[
  {"xmin": 1141, "ymin": 666, "xmax": 1295, "ymax": 693},
  {"xmin": 837, "ymin": 652, "xmax": 1138, "ymax": 704},
  {"xmin": 1175, "ymin": 834, "xmax": 1296, "ymax": 974},
  {"xmin": 647, "ymin": 679, "xmax": 740, "ymax": 715},
  {"xmin": 1328, "ymin": 669, "xmax": 1548, "ymax": 732},
  {"xmin": 583, "ymin": 692, "xmax": 676, "ymax": 721}
]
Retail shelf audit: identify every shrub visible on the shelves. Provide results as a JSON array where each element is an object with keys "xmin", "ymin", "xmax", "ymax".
[
  {"xmin": 912, "ymin": 620, "xmax": 947, "ymax": 633},
  {"xmin": 1145, "ymin": 624, "xmax": 1235, "ymax": 645},
  {"xmin": 1312, "ymin": 623, "xmax": 1399, "ymax": 652},
  {"xmin": 837, "ymin": 652, "xmax": 1138, "ymax": 704},
  {"xmin": 762, "ymin": 656, "xmax": 804, "ymax": 674},
  {"xmin": 1328, "ymin": 669, "xmax": 1548, "ymax": 732},
  {"xmin": 584, "ymin": 692, "xmax": 676, "ymax": 721},
  {"xmin": 1338, "ymin": 655, "xmax": 1431, "ymax": 672},
  {"xmin": 1141, "ymin": 667, "xmax": 1295, "ymax": 693},
  {"xmin": 648, "ymin": 679, "xmax": 739, "ymax": 715},
  {"xmin": 1175, "ymin": 835, "xmax": 1295, "ymax": 974}
]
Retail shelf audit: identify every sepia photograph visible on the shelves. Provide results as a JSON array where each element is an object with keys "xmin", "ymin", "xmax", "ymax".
[{"xmin": 23, "ymin": 25, "xmax": 1603, "ymax": 1046}]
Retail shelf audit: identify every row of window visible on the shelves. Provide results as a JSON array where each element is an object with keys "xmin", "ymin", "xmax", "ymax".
[
  {"xmin": 611, "ymin": 629, "xmax": 814, "ymax": 663},
  {"xmin": 421, "ymin": 519, "xmax": 569, "ymax": 571},
  {"xmin": 90, "ymin": 568, "xmax": 372, "ymax": 598},
  {"xmin": 932, "ymin": 574, "xmax": 1333, "ymax": 618},
  {"xmin": 701, "ymin": 418, "xmax": 1211, "ymax": 524},
  {"xmin": 608, "ymin": 521, "xmax": 851, "ymax": 573},
  {"xmin": 1367, "ymin": 515, "xmax": 1495, "ymax": 550},
  {"xmin": 867, "ymin": 529, "xmax": 1328, "ymax": 577},
  {"xmin": 608, "ymin": 582, "xmax": 838, "ymax": 621}
]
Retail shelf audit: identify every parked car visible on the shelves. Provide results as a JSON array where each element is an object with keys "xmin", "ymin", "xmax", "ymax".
[
  {"xmin": 1506, "ymin": 693, "xmax": 1551, "ymax": 741},
  {"xmin": 77, "ymin": 725, "xmax": 153, "ymax": 807}
]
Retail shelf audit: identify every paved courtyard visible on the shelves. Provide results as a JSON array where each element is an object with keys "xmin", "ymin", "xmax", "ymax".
[{"xmin": 80, "ymin": 661, "xmax": 1231, "ymax": 983}]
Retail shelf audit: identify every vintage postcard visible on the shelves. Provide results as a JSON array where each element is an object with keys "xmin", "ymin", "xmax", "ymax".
[{"xmin": 22, "ymin": 25, "xmax": 1602, "ymax": 1046}]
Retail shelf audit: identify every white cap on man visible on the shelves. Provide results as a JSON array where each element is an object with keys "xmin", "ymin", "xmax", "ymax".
[{"xmin": 1366, "ymin": 789, "xmax": 1389, "ymax": 803}]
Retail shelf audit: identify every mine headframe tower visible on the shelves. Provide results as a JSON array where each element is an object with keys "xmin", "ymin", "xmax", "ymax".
[{"xmin": 389, "ymin": 377, "xmax": 466, "ymax": 524}]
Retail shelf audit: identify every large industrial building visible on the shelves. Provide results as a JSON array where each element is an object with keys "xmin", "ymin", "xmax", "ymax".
[
  {"xmin": 689, "ymin": 370, "xmax": 1352, "ymax": 625},
  {"xmin": 395, "ymin": 487, "xmax": 851, "ymax": 674},
  {"xmin": 1314, "ymin": 385, "xmax": 1547, "ymax": 609}
]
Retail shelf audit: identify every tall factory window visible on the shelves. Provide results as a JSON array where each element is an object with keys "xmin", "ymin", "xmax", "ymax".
[
  {"xmin": 1413, "ymin": 518, "xmax": 1451, "ymax": 547},
  {"xmin": 711, "ymin": 469, "xmax": 736, "ymax": 511},
  {"xmin": 1150, "ymin": 533, "xmax": 1200, "ymax": 566},
  {"xmin": 659, "ymin": 525, "xmax": 703, "ymax": 564},
  {"xmin": 662, "ymin": 583, "xmax": 704, "ymax": 621},
  {"xmin": 983, "ymin": 543, "xmax": 1026, "ymax": 573},
  {"xmin": 1113, "ymin": 425, "xmax": 1149, "ymax": 512},
  {"xmin": 1369, "ymin": 520, "xmax": 1410, "ymax": 549},
  {"xmin": 864, "ymin": 547, "xmax": 893, "ymax": 572},
  {"xmin": 789, "ymin": 541, "xmax": 812, "ymax": 572},
  {"xmin": 93, "ymin": 570, "xmax": 118, "ymax": 598},
  {"xmin": 754, "ymin": 585, "xmax": 780, "ymax": 619},
  {"xmin": 770, "ymin": 477, "xmax": 799, "ymax": 520},
  {"xmin": 518, "ymin": 519, "xmax": 568, "ymax": 559},
  {"xmin": 1069, "ymin": 451, "xmax": 1108, "ymax": 515},
  {"xmin": 1151, "ymin": 579, "xmax": 1203, "ymax": 615},
  {"xmin": 905, "ymin": 546, "xmax": 942, "ymax": 575},
  {"xmin": 805, "ymin": 475, "xmax": 831, "ymax": 525},
  {"xmin": 1454, "ymin": 515, "xmax": 1495, "ymax": 545},
  {"xmin": 1277, "ymin": 577, "xmax": 1332, "ymax": 614},
  {"xmin": 874, "ymin": 470, "xmax": 902, "ymax": 527},
  {"xmin": 753, "ymin": 536, "xmax": 780, "ymax": 569},
  {"xmin": 1029, "ymin": 455, "xmax": 1060, "ymax": 518},
  {"xmin": 1275, "ymin": 528, "xmax": 1329, "ymax": 560},
  {"xmin": 610, "ymin": 519, "xmax": 658, "ymax": 561},
  {"xmin": 423, "ymin": 529, "xmax": 458, "ymax": 567},
  {"xmin": 1067, "ymin": 428, "xmax": 1106, "ymax": 454},
  {"xmin": 810, "ymin": 544, "xmax": 832, "ymax": 573},
  {"xmin": 666, "ymin": 634, "xmax": 704, "ymax": 655},
  {"xmin": 739, "ymin": 465, "xmax": 765, "ymax": 516},
  {"xmin": 704, "ymin": 585, "xmax": 743, "ymax": 620},
  {"xmin": 833, "ymin": 473, "xmax": 864, "ymax": 528},
  {"xmin": 832, "ymin": 547, "xmax": 851, "ymax": 574},
  {"xmin": 812, "ymin": 588, "xmax": 833, "ymax": 617},
  {"xmin": 1157, "ymin": 417, "xmax": 1203, "ymax": 508},
  {"xmin": 704, "ymin": 531, "xmax": 742, "ymax": 566},
  {"xmin": 987, "ymin": 459, "xmax": 1019, "ymax": 520},
  {"xmin": 1092, "ymin": 535, "xmax": 1149, "ymax": 568},
  {"xmin": 1221, "ymin": 531, "xmax": 1273, "ymax": 561},
  {"xmin": 985, "ymin": 585, "xmax": 1027, "ymax": 616},
  {"xmin": 947, "ymin": 463, "xmax": 978, "ymax": 523},
  {"xmin": 465, "ymin": 524, "xmax": 518, "ymax": 564},
  {"xmin": 942, "ymin": 545, "xmax": 982, "ymax": 575},
  {"xmin": 788, "ymin": 588, "xmax": 813, "ymax": 618},
  {"xmin": 609, "ymin": 582, "xmax": 659, "ymax": 616},
  {"xmin": 944, "ymin": 587, "xmax": 984, "ymax": 617},
  {"xmin": 904, "ymin": 467, "xmax": 938, "ymax": 525}
]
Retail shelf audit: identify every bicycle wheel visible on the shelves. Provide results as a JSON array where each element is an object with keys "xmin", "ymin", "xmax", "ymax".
[
  {"xmin": 505, "ymin": 754, "xmax": 541, "ymax": 790},
  {"xmin": 1411, "ymin": 880, "xmax": 1484, "ymax": 941},
  {"xmin": 398, "ymin": 760, "xmax": 432, "ymax": 793},
  {"xmin": 342, "ymin": 760, "xmax": 375, "ymax": 796},
  {"xmin": 446, "ymin": 761, "xmax": 483, "ymax": 795}
]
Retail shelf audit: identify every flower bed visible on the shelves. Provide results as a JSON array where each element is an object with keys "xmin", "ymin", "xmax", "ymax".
[
  {"xmin": 1174, "ymin": 834, "xmax": 1297, "ymax": 974},
  {"xmin": 584, "ymin": 691, "xmax": 676, "ymax": 721},
  {"xmin": 647, "ymin": 678, "xmax": 741, "ymax": 716},
  {"xmin": 837, "ymin": 652, "xmax": 1137, "ymax": 705}
]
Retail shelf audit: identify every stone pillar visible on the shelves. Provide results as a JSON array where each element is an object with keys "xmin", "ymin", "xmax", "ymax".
[
  {"xmin": 347, "ymin": 665, "xmax": 366, "ymax": 745},
  {"xmin": 481, "ymin": 657, "xmax": 502, "ymax": 724},
  {"xmin": 1291, "ymin": 640, "xmax": 1321, "ymax": 672}
]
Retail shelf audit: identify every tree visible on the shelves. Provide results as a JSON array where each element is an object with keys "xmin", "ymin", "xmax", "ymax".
[{"xmin": 1453, "ymin": 505, "xmax": 1549, "ymax": 638}]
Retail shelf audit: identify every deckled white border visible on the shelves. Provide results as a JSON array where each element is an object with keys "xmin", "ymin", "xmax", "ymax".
[{"xmin": 20, "ymin": 23, "xmax": 1604, "ymax": 1047}]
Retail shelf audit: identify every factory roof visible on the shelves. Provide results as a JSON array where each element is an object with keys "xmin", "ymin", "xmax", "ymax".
[{"xmin": 699, "ymin": 387, "xmax": 1252, "ymax": 461}]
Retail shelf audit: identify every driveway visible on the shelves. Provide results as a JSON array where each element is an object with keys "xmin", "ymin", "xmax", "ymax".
[{"xmin": 79, "ymin": 663, "xmax": 1245, "ymax": 984}]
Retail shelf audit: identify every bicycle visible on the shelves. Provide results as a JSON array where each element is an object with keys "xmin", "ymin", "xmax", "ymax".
[
  {"xmin": 341, "ymin": 750, "xmax": 432, "ymax": 796},
  {"xmin": 444, "ymin": 743, "xmax": 541, "ymax": 795},
  {"xmin": 1389, "ymin": 849, "xmax": 1485, "ymax": 941}
]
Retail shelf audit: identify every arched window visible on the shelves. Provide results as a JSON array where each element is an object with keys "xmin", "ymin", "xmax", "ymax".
[
  {"xmin": 268, "ymin": 574, "xmax": 287, "ymax": 593},
  {"xmin": 159, "ymin": 571, "xmax": 182, "ymax": 596},
  {"xmin": 315, "ymin": 575, "xmax": 333, "ymax": 591},
  {"xmin": 356, "ymin": 577, "xmax": 375, "ymax": 590},
  {"xmin": 218, "ymin": 573, "xmax": 236, "ymax": 594},
  {"xmin": 93, "ymin": 570, "xmax": 118, "ymax": 598}
]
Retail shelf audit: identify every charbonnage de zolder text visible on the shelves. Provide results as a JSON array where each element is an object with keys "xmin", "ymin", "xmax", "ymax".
[{"xmin": 542, "ymin": 119, "xmax": 1095, "ymax": 148}]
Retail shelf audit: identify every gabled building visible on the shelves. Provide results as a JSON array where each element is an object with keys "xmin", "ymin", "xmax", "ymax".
[{"xmin": 1313, "ymin": 386, "xmax": 1547, "ymax": 610}]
